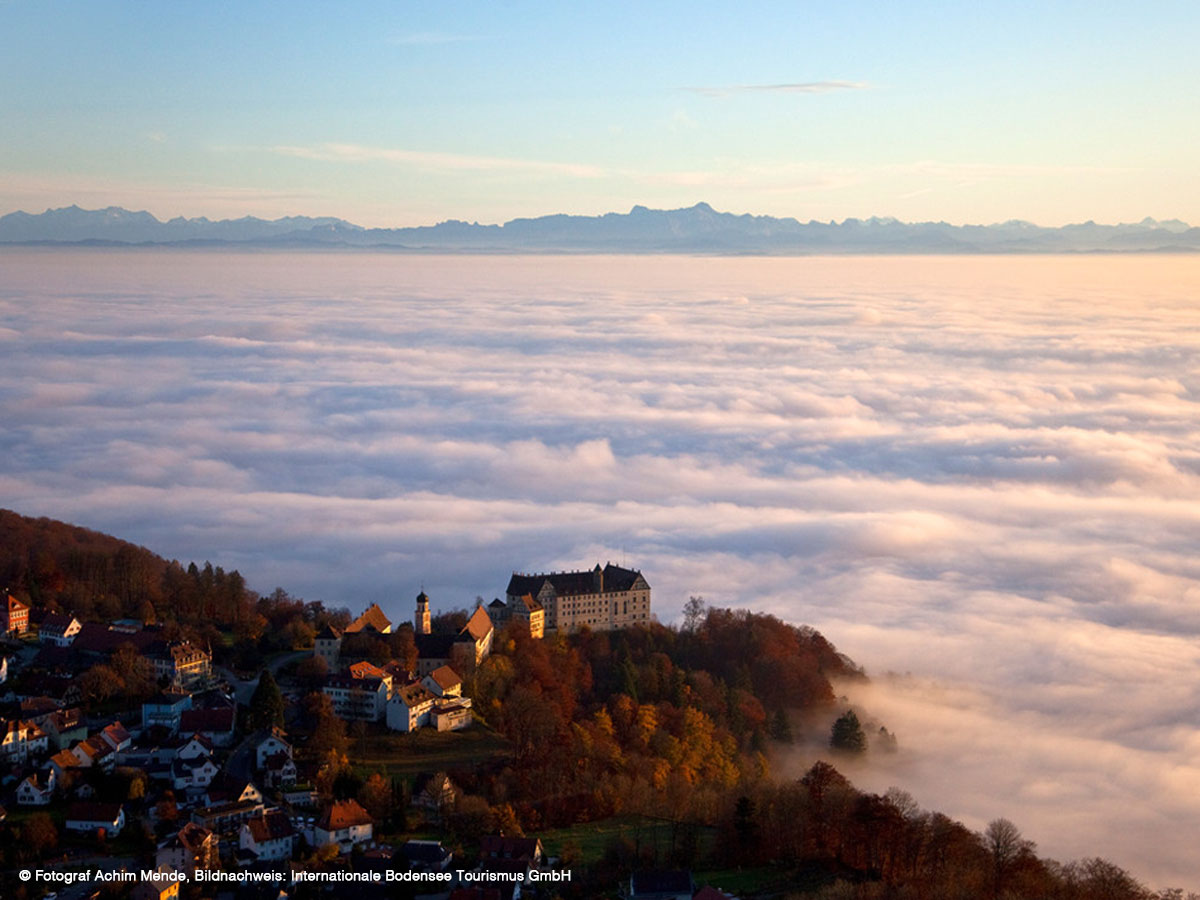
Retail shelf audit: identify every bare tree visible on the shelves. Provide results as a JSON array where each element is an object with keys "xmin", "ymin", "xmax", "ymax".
[{"xmin": 984, "ymin": 818, "xmax": 1034, "ymax": 899}]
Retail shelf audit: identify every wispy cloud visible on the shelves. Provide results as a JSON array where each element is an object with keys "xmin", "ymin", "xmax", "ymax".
[
  {"xmin": 683, "ymin": 80, "xmax": 871, "ymax": 97},
  {"xmin": 269, "ymin": 143, "xmax": 607, "ymax": 179}
]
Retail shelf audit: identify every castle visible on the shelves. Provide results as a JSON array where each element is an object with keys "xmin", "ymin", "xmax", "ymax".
[{"xmin": 504, "ymin": 563, "xmax": 650, "ymax": 634}]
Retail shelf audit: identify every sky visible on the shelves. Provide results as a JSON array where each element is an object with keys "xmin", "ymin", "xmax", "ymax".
[
  {"xmin": 2, "ymin": 250, "xmax": 1199, "ymax": 887},
  {"xmin": 1, "ymin": 1, "xmax": 1199, "ymax": 226}
]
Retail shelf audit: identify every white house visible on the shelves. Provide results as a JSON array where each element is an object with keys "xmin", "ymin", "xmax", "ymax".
[
  {"xmin": 386, "ymin": 681, "xmax": 437, "ymax": 733},
  {"xmin": 431, "ymin": 697, "xmax": 473, "ymax": 732},
  {"xmin": 239, "ymin": 809, "xmax": 296, "ymax": 863},
  {"xmin": 38, "ymin": 613, "xmax": 82, "ymax": 647},
  {"xmin": 66, "ymin": 801, "xmax": 125, "ymax": 837},
  {"xmin": 253, "ymin": 728, "xmax": 293, "ymax": 770},
  {"xmin": 16, "ymin": 769, "xmax": 56, "ymax": 806},
  {"xmin": 421, "ymin": 665, "xmax": 463, "ymax": 699},
  {"xmin": 314, "ymin": 799, "xmax": 373, "ymax": 852},
  {"xmin": 172, "ymin": 756, "xmax": 220, "ymax": 791}
]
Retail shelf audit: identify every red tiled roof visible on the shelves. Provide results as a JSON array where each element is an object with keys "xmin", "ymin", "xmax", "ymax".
[{"xmin": 317, "ymin": 798, "xmax": 372, "ymax": 830}]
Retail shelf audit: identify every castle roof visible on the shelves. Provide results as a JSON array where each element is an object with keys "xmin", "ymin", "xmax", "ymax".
[{"xmin": 506, "ymin": 563, "xmax": 646, "ymax": 599}]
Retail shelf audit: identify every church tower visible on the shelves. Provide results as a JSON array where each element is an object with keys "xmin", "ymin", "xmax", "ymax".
[{"xmin": 415, "ymin": 591, "xmax": 431, "ymax": 635}]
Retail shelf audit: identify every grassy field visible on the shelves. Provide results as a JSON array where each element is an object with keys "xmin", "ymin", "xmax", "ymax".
[
  {"xmin": 538, "ymin": 814, "xmax": 716, "ymax": 866},
  {"xmin": 349, "ymin": 724, "xmax": 514, "ymax": 779}
]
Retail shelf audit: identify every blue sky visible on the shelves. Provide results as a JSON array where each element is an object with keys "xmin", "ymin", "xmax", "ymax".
[{"xmin": 2, "ymin": 1, "xmax": 1198, "ymax": 225}]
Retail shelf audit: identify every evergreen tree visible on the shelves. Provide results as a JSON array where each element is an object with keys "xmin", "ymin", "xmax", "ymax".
[
  {"xmin": 249, "ymin": 669, "xmax": 285, "ymax": 731},
  {"xmin": 830, "ymin": 709, "xmax": 867, "ymax": 754}
]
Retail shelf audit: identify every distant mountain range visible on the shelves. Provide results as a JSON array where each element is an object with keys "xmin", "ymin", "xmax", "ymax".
[{"xmin": 2, "ymin": 202, "xmax": 1197, "ymax": 253}]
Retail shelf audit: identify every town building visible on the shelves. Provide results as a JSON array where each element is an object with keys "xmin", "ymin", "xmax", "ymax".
[
  {"xmin": 313, "ymin": 623, "xmax": 342, "ymax": 668},
  {"xmin": 322, "ymin": 672, "xmax": 389, "ymax": 722},
  {"xmin": 506, "ymin": 563, "xmax": 650, "ymax": 634},
  {"xmin": 414, "ymin": 602, "xmax": 494, "ymax": 675},
  {"xmin": 65, "ymin": 801, "xmax": 125, "ymax": 837},
  {"xmin": 37, "ymin": 611, "xmax": 81, "ymax": 646},
  {"xmin": 387, "ymin": 681, "xmax": 437, "ymax": 733},
  {"xmin": 239, "ymin": 809, "xmax": 296, "ymax": 862},
  {"xmin": 487, "ymin": 594, "xmax": 546, "ymax": 638},
  {"xmin": 2, "ymin": 593, "xmax": 29, "ymax": 635},
  {"xmin": 156, "ymin": 822, "xmax": 219, "ymax": 875},
  {"xmin": 314, "ymin": 798, "xmax": 373, "ymax": 853}
]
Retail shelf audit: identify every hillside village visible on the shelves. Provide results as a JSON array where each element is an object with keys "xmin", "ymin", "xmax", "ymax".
[{"xmin": 0, "ymin": 563, "xmax": 688, "ymax": 900}]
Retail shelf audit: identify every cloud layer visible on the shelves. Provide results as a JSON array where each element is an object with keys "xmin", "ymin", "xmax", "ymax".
[{"xmin": 2, "ymin": 250, "xmax": 1199, "ymax": 887}]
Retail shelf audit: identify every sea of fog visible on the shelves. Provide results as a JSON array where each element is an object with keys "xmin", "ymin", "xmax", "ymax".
[{"xmin": 2, "ymin": 249, "xmax": 1199, "ymax": 887}]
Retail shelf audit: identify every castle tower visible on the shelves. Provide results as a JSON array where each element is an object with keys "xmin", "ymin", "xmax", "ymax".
[{"xmin": 415, "ymin": 591, "xmax": 431, "ymax": 635}]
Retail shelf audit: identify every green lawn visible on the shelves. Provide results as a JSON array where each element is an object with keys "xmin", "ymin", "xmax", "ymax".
[
  {"xmin": 348, "ymin": 724, "xmax": 514, "ymax": 778},
  {"xmin": 539, "ymin": 814, "xmax": 716, "ymax": 867}
]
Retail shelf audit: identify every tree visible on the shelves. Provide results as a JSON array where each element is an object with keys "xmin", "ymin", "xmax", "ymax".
[
  {"xmin": 249, "ymin": 669, "xmax": 285, "ymax": 731},
  {"xmin": 984, "ymin": 818, "xmax": 1034, "ymax": 899},
  {"xmin": 682, "ymin": 595, "xmax": 707, "ymax": 632},
  {"xmin": 23, "ymin": 813, "xmax": 58, "ymax": 859},
  {"xmin": 830, "ymin": 710, "xmax": 867, "ymax": 754}
]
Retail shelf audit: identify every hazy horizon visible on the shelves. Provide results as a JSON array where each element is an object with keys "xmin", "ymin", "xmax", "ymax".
[{"xmin": 3, "ymin": 250, "xmax": 1199, "ymax": 887}]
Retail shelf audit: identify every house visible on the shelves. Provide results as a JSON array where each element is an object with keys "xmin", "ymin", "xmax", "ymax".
[
  {"xmin": 314, "ymin": 798, "xmax": 373, "ymax": 852},
  {"xmin": 49, "ymin": 747, "xmax": 83, "ymax": 781},
  {"xmin": 252, "ymin": 728, "xmax": 293, "ymax": 769},
  {"xmin": 177, "ymin": 733, "xmax": 216, "ymax": 762},
  {"xmin": 348, "ymin": 659, "xmax": 394, "ymax": 692},
  {"xmin": 239, "ymin": 808, "xmax": 296, "ymax": 862},
  {"xmin": 262, "ymin": 750, "xmax": 297, "ymax": 789},
  {"xmin": 346, "ymin": 603, "xmax": 392, "ymax": 635},
  {"xmin": 178, "ymin": 706, "xmax": 236, "ymax": 747},
  {"xmin": 399, "ymin": 839, "xmax": 453, "ymax": 872},
  {"xmin": 100, "ymin": 721, "xmax": 133, "ymax": 752},
  {"xmin": 431, "ymin": 698, "xmax": 473, "ymax": 732},
  {"xmin": 171, "ymin": 755, "xmax": 220, "ymax": 791},
  {"xmin": 156, "ymin": 822, "xmax": 219, "ymax": 875},
  {"xmin": 72, "ymin": 735, "xmax": 116, "ymax": 771},
  {"xmin": 16, "ymin": 769, "xmax": 56, "ymax": 805},
  {"xmin": 480, "ymin": 836, "xmax": 544, "ymax": 865},
  {"xmin": 322, "ymin": 672, "xmax": 388, "ymax": 722},
  {"xmin": 506, "ymin": 563, "xmax": 651, "ymax": 634},
  {"xmin": 37, "ymin": 612, "xmax": 81, "ymax": 646},
  {"xmin": 386, "ymin": 681, "xmax": 437, "ymax": 733},
  {"xmin": 190, "ymin": 799, "xmax": 265, "ymax": 834},
  {"xmin": 65, "ymin": 800, "xmax": 125, "ymax": 837},
  {"xmin": 412, "ymin": 771, "xmax": 459, "ymax": 818},
  {"xmin": 422, "ymin": 665, "xmax": 463, "ymax": 698},
  {"xmin": 2, "ymin": 718, "xmax": 49, "ymax": 763},
  {"xmin": 205, "ymin": 774, "xmax": 263, "ymax": 806},
  {"xmin": 1, "ymin": 594, "xmax": 29, "ymax": 636},
  {"xmin": 313, "ymin": 623, "xmax": 342, "ymax": 669},
  {"xmin": 41, "ymin": 707, "xmax": 87, "ymax": 750},
  {"xmin": 625, "ymin": 870, "xmax": 694, "ymax": 900},
  {"xmin": 142, "ymin": 692, "xmax": 193, "ymax": 734},
  {"xmin": 147, "ymin": 640, "xmax": 212, "ymax": 691}
]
